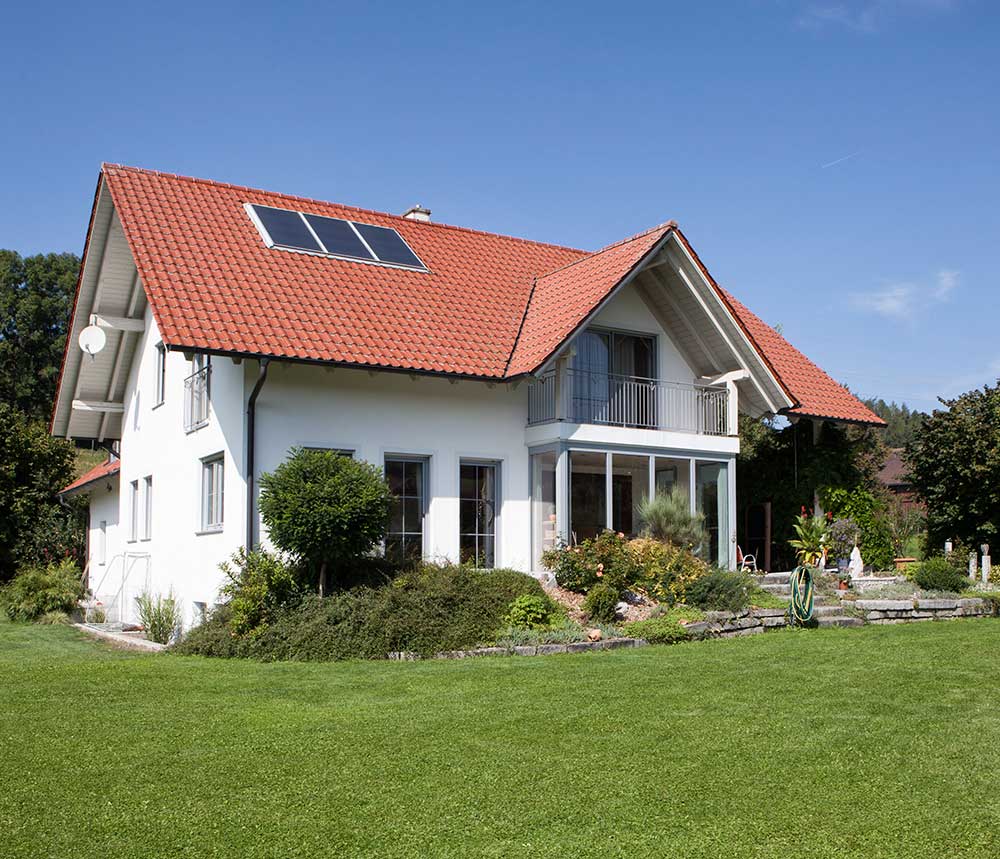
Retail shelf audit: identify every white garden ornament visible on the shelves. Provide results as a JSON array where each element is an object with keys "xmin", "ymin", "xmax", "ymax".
[{"xmin": 848, "ymin": 545, "xmax": 864, "ymax": 578}]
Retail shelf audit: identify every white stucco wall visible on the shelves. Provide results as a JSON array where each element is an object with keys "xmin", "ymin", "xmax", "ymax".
[
  {"xmin": 106, "ymin": 307, "xmax": 247, "ymax": 626},
  {"xmin": 252, "ymin": 363, "xmax": 536, "ymax": 572},
  {"xmin": 589, "ymin": 282, "xmax": 696, "ymax": 385}
]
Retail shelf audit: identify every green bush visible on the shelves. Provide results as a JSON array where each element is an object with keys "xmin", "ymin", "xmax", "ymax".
[
  {"xmin": 135, "ymin": 590, "xmax": 182, "ymax": 644},
  {"xmin": 258, "ymin": 448, "xmax": 393, "ymax": 592},
  {"xmin": 622, "ymin": 616, "xmax": 691, "ymax": 645},
  {"xmin": 219, "ymin": 548, "xmax": 303, "ymax": 637},
  {"xmin": 685, "ymin": 569, "xmax": 753, "ymax": 613},
  {"xmin": 0, "ymin": 559, "xmax": 82, "ymax": 621},
  {"xmin": 504, "ymin": 594, "xmax": 557, "ymax": 629},
  {"xmin": 543, "ymin": 532, "xmax": 708, "ymax": 604},
  {"xmin": 820, "ymin": 487, "xmax": 894, "ymax": 570},
  {"xmin": 175, "ymin": 563, "xmax": 547, "ymax": 661},
  {"xmin": 635, "ymin": 487, "xmax": 706, "ymax": 548},
  {"xmin": 583, "ymin": 582, "xmax": 620, "ymax": 624},
  {"xmin": 913, "ymin": 556, "xmax": 968, "ymax": 594}
]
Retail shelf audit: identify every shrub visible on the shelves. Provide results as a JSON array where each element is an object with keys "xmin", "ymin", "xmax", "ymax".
[
  {"xmin": 504, "ymin": 594, "xmax": 556, "ymax": 629},
  {"xmin": 827, "ymin": 517, "xmax": 859, "ymax": 564},
  {"xmin": 635, "ymin": 487, "xmax": 706, "ymax": 548},
  {"xmin": 135, "ymin": 590, "xmax": 182, "ymax": 644},
  {"xmin": 583, "ymin": 582, "xmax": 620, "ymax": 624},
  {"xmin": 219, "ymin": 548, "xmax": 302, "ymax": 637},
  {"xmin": 543, "ymin": 530, "xmax": 636, "ymax": 594},
  {"xmin": 913, "ymin": 556, "xmax": 968, "ymax": 594},
  {"xmin": 258, "ymin": 448, "xmax": 393, "ymax": 592},
  {"xmin": 175, "ymin": 563, "xmax": 548, "ymax": 661},
  {"xmin": 622, "ymin": 616, "xmax": 690, "ymax": 645},
  {"xmin": 0, "ymin": 559, "xmax": 82, "ymax": 621},
  {"xmin": 685, "ymin": 569, "xmax": 753, "ymax": 613},
  {"xmin": 629, "ymin": 538, "xmax": 709, "ymax": 605},
  {"xmin": 820, "ymin": 487, "xmax": 895, "ymax": 570}
]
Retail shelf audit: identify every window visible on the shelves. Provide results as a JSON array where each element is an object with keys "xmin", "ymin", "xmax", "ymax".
[
  {"xmin": 460, "ymin": 462, "xmax": 497, "ymax": 568},
  {"xmin": 154, "ymin": 343, "xmax": 166, "ymax": 406},
  {"xmin": 303, "ymin": 447, "xmax": 355, "ymax": 458},
  {"xmin": 97, "ymin": 520, "xmax": 107, "ymax": 566},
  {"xmin": 531, "ymin": 451, "xmax": 558, "ymax": 569},
  {"xmin": 385, "ymin": 457, "xmax": 425, "ymax": 562},
  {"xmin": 142, "ymin": 476, "xmax": 153, "ymax": 540},
  {"xmin": 128, "ymin": 480, "xmax": 139, "ymax": 542},
  {"xmin": 569, "ymin": 451, "xmax": 606, "ymax": 543},
  {"xmin": 184, "ymin": 354, "xmax": 211, "ymax": 432},
  {"xmin": 201, "ymin": 455, "xmax": 224, "ymax": 532},
  {"xmin": 570, "ymin": 328, "xmax": 656, "ymax": 426}
]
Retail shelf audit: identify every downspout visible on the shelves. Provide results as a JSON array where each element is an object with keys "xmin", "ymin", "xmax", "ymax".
[{"xmin": 245, "ymin": 357, "xmax": 271, "ymax": 553}]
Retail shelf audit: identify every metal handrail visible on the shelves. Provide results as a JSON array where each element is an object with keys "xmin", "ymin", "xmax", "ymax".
[{"xmin": 528, "ymin": 368, "xmax": 729, "ymax": 435}]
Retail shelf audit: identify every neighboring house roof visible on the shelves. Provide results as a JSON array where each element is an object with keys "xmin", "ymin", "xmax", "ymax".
[
  {"xmin": 59, "ymin": 458, "xmax": 120, "ymax": 496},
  {"xmin": 64, "ymin": 164, "xmax": 882, "ymax": 426},
  {"xmin": 878, "ymin": 449, "xmax": 911, "ymax": 489}
]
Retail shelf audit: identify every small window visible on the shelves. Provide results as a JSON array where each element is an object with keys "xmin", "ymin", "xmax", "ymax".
[
  {"xmin": 128, "ymin": 480, "xmax": 139, "ymax": 542},
  {"xmin": 154, "ymin": 343, "xmax": 166, "ymax": 406},
  {"xmin": 200, "ymin": 455, "xmax": 224, "ymax": 532},
  {"xmin": 142, "ymin": 476, "xmax": 153, "ymax": 540},
  {"xmin": 97, "ymin": 520, "xmax": 107, "ymax": 566},
  {"xmin": 184, "ymin": 354, "xmax": 211, "ymax": 432},
  {"xmin": 385, "ymin": 457, "xmax": 426, "ymax": 562}
]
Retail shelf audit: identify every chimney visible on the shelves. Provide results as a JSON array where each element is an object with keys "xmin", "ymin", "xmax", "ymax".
[{"xmin": 402, "ymin": 203, "xmax": 431, "ymax": 222}]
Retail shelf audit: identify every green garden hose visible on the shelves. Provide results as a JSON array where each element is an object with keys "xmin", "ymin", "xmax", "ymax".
[{"xmin": 788, "ymin": 565, "xmax": 815, "ymax": 625}]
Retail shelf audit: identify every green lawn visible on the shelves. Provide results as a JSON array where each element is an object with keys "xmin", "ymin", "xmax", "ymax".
[{"xmin": 1, "ymin": 620, "xmax": 999, "ymax": 858}]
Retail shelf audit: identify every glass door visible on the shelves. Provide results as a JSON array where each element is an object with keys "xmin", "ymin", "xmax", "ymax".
[{"xmin": 459, "ymin": 462, "xmax": 497, "ymax": 568}]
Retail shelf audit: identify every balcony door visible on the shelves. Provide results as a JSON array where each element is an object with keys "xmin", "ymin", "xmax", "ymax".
[{"xmin": 571, "ymin": 329, "xmax": 655, "ymax": 427}]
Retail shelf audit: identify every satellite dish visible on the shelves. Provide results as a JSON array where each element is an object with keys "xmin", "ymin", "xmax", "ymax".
[{"xmin": 78, "ymin": 325, "xmax": 107, "ymax": 358}]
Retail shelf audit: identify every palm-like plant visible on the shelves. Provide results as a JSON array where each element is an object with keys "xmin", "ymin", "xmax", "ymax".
[
  {"xmin": 788, "ymin": 513, "xmax": 830, "ymax": 568},
  {"xmin": 635, "ymin": 487, "xmax": 706, "ymax": 549}
]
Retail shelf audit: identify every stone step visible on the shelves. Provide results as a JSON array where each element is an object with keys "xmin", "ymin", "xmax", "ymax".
[
  {"xmin": 759, "ymin": 572, "xmax": 791, "ymax": 584},
  {"xmin": 812, "ymin": 605, "xmax": 844, "ymax": 616},
  {"xmin": 759, "ymin": 583, "xmax": 791, "ymax": 595}
]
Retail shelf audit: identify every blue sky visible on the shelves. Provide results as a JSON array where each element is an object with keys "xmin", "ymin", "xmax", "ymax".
[{"xmin": 2, "ymin": 0, "xmax": 997, "ymax": 412}]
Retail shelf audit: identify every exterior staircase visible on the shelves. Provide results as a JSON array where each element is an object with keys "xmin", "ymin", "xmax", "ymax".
[{"xmin": 754, "ymin": 572, "xmax": 865, "ymax": 628}]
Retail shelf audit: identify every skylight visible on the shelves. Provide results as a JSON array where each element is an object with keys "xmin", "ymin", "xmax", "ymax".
[{"xmin": 246, "ymin": 204, "xmax": 427, "ymax": 271}]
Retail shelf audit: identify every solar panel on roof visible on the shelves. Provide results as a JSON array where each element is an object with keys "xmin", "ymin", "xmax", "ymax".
[
  {"xmin": 251, "ymin": 206, "xmax": 322, "ymax": 253},
  {"xmin": 248, "ymin": 203, "xmax": 427, "ymax": 270},
  {"xmin": 352, "ymin": 222, "xmax": 424, "ymax": 269},
  {"xmin": 305, "ymin": 215, "xmax": 374, "ymax": 261}
]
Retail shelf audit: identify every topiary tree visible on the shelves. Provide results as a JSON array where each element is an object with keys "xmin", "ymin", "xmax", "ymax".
[{"xmin": 258, "ymin": 448, "xmax": 393, "ymax": 594}]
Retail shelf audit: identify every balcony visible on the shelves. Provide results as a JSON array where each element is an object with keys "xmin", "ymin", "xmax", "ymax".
[
  {"xmin": 527, "ymin": 368, "xmax": 730, "ymax": 436},
  {"xmin": 183, "ymin": 364, "xmax": 211, "ymax": 432}
]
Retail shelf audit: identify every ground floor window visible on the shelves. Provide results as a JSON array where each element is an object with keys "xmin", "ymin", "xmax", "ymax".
[
  {"xmin": 459, "ymin": 461, "xmax": 497, "ymax": 568},
  {"xmin": 385, "ymin": 457, "xmax": 426, "ymax": 562},
  {"xmin": 570, "ymin": 451, "xmax": 606, "ymax": 543},
  {"xmin": 611, "ymin": 453, "xmax": 649, "ymax": 536},
  {"xmin": 696, "ymin": 460, "xmax": 729, "ymax": 568}
]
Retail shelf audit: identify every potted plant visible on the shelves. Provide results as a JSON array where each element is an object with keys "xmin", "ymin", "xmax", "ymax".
[{"xmin": 788, "ymin": 512, "xmax": 830, "ymax": 569}]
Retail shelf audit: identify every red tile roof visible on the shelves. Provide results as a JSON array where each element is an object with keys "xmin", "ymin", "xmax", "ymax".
[
  {"xmin": 98, "ymin": 165, "xmax": 882, "ymax": 425},
  {"xmin": 59, "ymin": 458, "xmax": 120, "ymax": 496},
  {"xmin": 717, "ymin": 290, "xmax": 885, "ymax": 426}
]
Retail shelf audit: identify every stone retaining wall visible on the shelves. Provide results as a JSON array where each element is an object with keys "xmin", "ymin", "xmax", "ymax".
[
  {"xmin": 855, "ymin": 597, "xmax": 992, "ymax": 623},
  {"xmin": 684, "ymin": 608, "xmax": 789, "ymax": 638}
]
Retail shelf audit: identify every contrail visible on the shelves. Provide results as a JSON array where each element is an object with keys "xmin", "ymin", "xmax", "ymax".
[{"xmin": 820, "ymin": 151, "xmax": 860, "ymax": 169}]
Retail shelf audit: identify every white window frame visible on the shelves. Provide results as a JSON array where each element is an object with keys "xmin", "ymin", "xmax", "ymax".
[
  {"xmin": 142, "ymin": 475, "xmax": 153, "ymax": 541},
  {"xmin": 200, "ymin": 455, "xmax": 225, "ymax": 533},
  {"xmin": 154, "ymin": 342, "xmax": 166, "ymax": 407},
  {"xmin": 128, "ymin": 480, "xmax": 139, "ymax": 543},
  {"xmin": 97, "ymin": 520, "xmax": 107, "ymax": 566}
]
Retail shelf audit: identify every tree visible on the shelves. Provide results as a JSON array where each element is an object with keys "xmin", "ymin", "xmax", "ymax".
[
  {"xmin": 906, "ymin": 383, "xmax": 1000, "ymax": 551},
  {"xmin": 258, "ymin": 448, "xmax": 393, "ymax": 594},
  {"xmin": 0, "ymin": 250, "xmax": 80, "ymax": 421},
  {"xmin": 0, "ymin": 403, "xmax": 80, "ymax": 581},
  {"xmin": 862, "ymin": 397, "xmax": 928, "ymax": 448}
]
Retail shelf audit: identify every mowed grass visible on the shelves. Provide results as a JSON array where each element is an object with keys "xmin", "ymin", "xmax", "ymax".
[{"xmin": 1, "ymin": 620, "xmax": 999, "ymax": 858}]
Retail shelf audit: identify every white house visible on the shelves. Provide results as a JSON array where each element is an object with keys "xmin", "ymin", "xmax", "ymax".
[{"xmin": 53, "ymin": 165, "xmax": 883, "ymax": 627}]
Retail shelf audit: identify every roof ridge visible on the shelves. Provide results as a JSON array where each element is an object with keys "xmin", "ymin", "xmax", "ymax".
[
  {"xmin": 535, "ymin": 221, "xmax": 677, "ymax": 281},
  {"xmin": 101, "ymin": 163, "xmax": 590, "ymax": 256}
]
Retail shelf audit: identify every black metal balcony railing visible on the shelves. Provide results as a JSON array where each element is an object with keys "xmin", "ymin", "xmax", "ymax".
[
  {"xmin": 183, "ymin": 365, "xmax": 211, "ymax": 432},
  {"xmin": 528, "ymin": 368, "xmax": 729, "ymax": 435}
]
